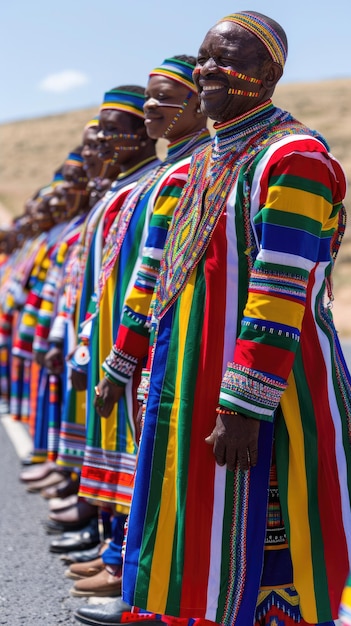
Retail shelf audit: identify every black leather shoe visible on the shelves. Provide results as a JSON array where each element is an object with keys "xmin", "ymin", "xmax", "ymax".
[
  {"xmin": 49, "ymin": 519, "xmax": 100, "ymax": 553},
  {"xmin": 73, "ymin": 596, "xmax": 164, "ymax": 626},
  {"xmin": 59, "ymin": 543, "xmax": 104, "ymax": 564},
  {"xmin": 45, "ymin": 513, "xmax": 98, "ymax": 535}
]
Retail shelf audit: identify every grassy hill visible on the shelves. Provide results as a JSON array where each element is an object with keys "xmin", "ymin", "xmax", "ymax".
[{"xmin": 1, "ymin": 78, "xmax": 351, "ymax": 334}]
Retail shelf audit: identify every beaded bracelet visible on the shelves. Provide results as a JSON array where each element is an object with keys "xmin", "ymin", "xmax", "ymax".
[
  {"xmin": 216, "ymin": 407, "xmax": 239, "ymax": 416},
  {"xmin": 104, "ymin": 371, "xmax": 124, "ymax": 388}
]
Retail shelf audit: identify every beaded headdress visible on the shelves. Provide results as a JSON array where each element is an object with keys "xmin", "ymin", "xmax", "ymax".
[
  {"xmin": 100, "ymin": 89, "xmax": 145, "ymax": 118},
  {"xmin": 149, "ymin": 57, "xmax": 198, "ymax": 93},
  {"xmin": 38, "ymin": 184, "xmax": 54, "ymax": 198},
  {"xmin": 84, "ymin": 116, "xmax": 100, "ymax": 130},
  {"xmin": 51, "ymin": 170, "xmax": 65, "ymax": 187},
  {"xmin": 65, "ymin": 151, "xmax": 85, "ymax": 167},
  {"xmin": 218, "ymin": 12, "xmax": 287, "ymax": 68}
]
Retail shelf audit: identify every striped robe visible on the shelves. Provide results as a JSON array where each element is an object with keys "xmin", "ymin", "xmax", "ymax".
[
  {"xmin": 79, "ymin": 132, "xmax": 211, "ymax": 512},
  {"xmin": 53, "ymin": 159, "xmax": 160, "ymax": 468},
  {"xmin": 123, "ymin": 106, "xmax": 351, "ymax": 625}
]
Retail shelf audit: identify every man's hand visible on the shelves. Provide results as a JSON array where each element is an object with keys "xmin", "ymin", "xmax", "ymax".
[
  {"xmin": 205, "ymin": 411, "xmax": 260, "ymax": 471},
  {"xmin": 94, "ymin": 376, "xmax": 124, "ymax": 417},
  {"xmin": 44, "ymin": 345, "xmax": 64, "ymax": 374},
  {"xmin": 71, "ymin": 369, "xmax": 87, "ymax": 391},
  {"xmin": 33, "ymin": 350, "xmax": 45, "ymax": 367}
]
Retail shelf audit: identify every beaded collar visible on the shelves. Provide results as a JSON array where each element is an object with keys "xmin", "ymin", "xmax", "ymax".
[
  {"xmin": 94, "ymin": 127, "xmax": 211, "ymax": 308},
  {"xmin": 65, "ymin": 156, "xmax": 162, "ymax": 314},
  {"xmin": 167, "ymin": 129, "xmax": 210, "ymax": 162},
  {"xmin": 154, "ymin": 101, "xmax": 327, "ymax": 317}
]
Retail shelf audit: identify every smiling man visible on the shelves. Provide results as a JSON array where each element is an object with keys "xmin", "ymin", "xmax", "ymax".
[{"xmin": 122, "ymin": 11, "xmax": 351, "ymax": 626}]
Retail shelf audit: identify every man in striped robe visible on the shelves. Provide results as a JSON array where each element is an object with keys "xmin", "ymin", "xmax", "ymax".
[{"xmin": 102, "ymin": 11, "xmax": 350, "ymax": 626}]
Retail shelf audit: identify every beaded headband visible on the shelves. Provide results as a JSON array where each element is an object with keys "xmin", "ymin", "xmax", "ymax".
[
  {"xmin": 149, "ymin": 57, "xmax": 198, "ymax": 93},
  {"xmin": 84, "ymin": 116, "xmax": 100, "ymax": 130},
  {"xmin": 38, "ymin": 184, "xmax": 54, "ymax": 198},
  {"xmin": 52, "ymin": 171, "xmax": 65, "ymax": 186},
  {"xmin": 65, "ymin": 152, "xmax": 85, "ymax": 167},
  {"xmin": 100, "ymin": 89, "xmax": 145, "ymax": 118},
  {"xmin": 218, "ymin": 12, "xmax": 287, "ymax": 68}
]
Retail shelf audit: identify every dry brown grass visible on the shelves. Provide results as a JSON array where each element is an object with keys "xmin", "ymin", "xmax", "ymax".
[{"xmin": 1, "ymin": 78, "xmax": 351, "ymax": 334}]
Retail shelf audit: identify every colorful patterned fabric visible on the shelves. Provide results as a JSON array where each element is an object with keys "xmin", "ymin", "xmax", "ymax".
[
  {"xmin": 78, "ymin": 130, "xmax": 210, "ymax": 512},
  {"xmin": 150, "ymin": 57, "xmax": 199, "ymax": 93},
  {"xmin": 219, "ymin": 12, "xmax": 287, "ymax": 67},
  {"xmin": 28, "ymin": 215, "xmax": 85, "ymax": 461},
  {"xmin": 11, "ymin": 223, "xmax": 67, "ymax": 360},
  {"xmin": 8, "ymin": 224, "xmax": 66, "ymax": 426},
  {"xmin": 100, "ymin": 89, "xmax": 145, "ymax": 118},
  {"xmin": 54, "ymin": 157, "xmax": 160, "ymax": 469},
  {"xmin": 122, "ymin": 102, "xmax": 351, "ymax": 625}
]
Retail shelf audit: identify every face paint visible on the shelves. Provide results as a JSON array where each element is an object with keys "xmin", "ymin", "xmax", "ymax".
[
  {"xmin": 143, "ymin": 97, "xmax": 187, "ymax": 109},
  {"xmin": 193, "ymin": 65, "xmax": 261, "ymax": 97}
]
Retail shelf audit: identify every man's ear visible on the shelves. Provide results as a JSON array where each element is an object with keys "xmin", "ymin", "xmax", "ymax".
[{"xmin": 261, "ymin": 61, "xmax": 283, "ymax": 90}]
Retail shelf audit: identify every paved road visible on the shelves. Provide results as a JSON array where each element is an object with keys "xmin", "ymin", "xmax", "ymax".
[{"xmin": 0, "ymin": 417, "xmax": 87, "ymax": 626}]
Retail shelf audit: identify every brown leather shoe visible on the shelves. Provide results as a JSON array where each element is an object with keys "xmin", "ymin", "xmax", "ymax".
[
  {"xmin": 41, "ymin": 474, "xmax": 80, "ymax": 499},
  {"xmin": 48, "ymin": 494, "xmax": 78, "ymax": 512},
  {"xmin": 70, "ymin": 566, "xmax": 122, "ymax": 597},
  {"xmin": 65, "ymin": 556, "xmax": 104, "ymax": 580},
  {"xmin": 20, "ymin": 461, "xmax": 58, "ymax": 483},
  {"xmin": 26, "ymin": 471, "xmax": 68, "ymax": 493},
  {"xmin": 48, "ymin": 499, "xmax": 98, "ymax": 525}
]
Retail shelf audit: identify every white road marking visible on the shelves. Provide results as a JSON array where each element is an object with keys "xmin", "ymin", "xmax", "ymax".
[{"xmin": 1, "ymin": 415, "xmax": 33, "ymax": 459}]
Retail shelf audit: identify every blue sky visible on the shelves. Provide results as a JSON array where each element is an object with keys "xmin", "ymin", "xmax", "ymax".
[{"xmin": 1, "ymin": 0, "xmax": 350, "ymax": 124}]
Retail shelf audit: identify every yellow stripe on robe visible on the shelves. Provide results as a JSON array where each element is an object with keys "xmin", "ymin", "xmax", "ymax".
[
  {"xmin": 280, "ymin": 371, "xmax": 316, "ymax": 622},
  {"xmin": 99, "ymin": 266, "xmax": 119, "ymax": 451},
  {"xmin": 99, "ymin": 265, "xmax": 135, "ymax": 454},
  {"xmin": 75, "ymin": 389, "xmax": 86, "ymax": 426},
  {"xmin": 40, "ymin": 300, "xmax": 54, "ymax": 312},
  {"xmin": 244, "ymin": 293, "xmax": 305, "ymax": 330},
  {"xmin": 21, "ymin": 312, "xmax": 37, "ymax": 328},
  {"xmin": 148, "ymin": 269, "xmax": 197, "ymax": 611},
  {"xmin": 265, "ymin": 186, "xmax": 330, "ymax": 224}
]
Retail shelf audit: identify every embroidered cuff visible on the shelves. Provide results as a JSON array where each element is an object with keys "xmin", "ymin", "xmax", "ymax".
[
  {"xmin": 102, "ymin": 345, "xmax": 138, "ymax": 386},
  {"xmin": 32, "ymin": 337, "xmax": 49, "ymax": 354},
  {"xmin": 137, "ymin": 368, "xmax": 150, "ymax": 402},
  {"xmin": 219, "ymin": 362, "xmax": 288, "ymax": 422}
]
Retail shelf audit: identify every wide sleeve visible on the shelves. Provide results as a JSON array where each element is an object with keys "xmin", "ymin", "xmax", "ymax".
[
  {"xmin": 102, "ymin": 163, "xmax": 190, "ymax": 386},
  {"xmin": 219, "ymin": 142, "xmax": 346, "ymax": 420}
]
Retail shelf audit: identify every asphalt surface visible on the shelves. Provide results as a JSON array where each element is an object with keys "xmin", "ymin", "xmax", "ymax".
[{"xmin": 0, "ymin": 417, "xmax": 96, "ymax": 626}]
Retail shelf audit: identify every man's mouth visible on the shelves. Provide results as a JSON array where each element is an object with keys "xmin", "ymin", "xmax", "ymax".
[{"xmin": 200, "ymin": 81, "xmax": 226, "ymax": 93}]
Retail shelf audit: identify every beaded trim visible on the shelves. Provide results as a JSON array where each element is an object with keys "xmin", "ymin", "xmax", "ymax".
[
  {"xmin": 154, "ymin": 101, "xmax": 327, "ymax": 318},
  {"xmin": 102, "ymin": 346, "xmax": 138, "ymax": 383},
  {"xmin": 219, "ymin": 12, "xmax": 287, "ymax": 68},
  {"xmin": 228, "ymin": 88, "xmax": 260, "ymax": 97},
  {"xmin": 100, "ymin": 89, "xmax": 145, "ymax": 119},
  {"xmin": 149, "ymin": 57, "xmax": 198, "ymax": 93},
  {"xmin": 221, "ymin": 363, "xmax": 287, "ymax": 411},
  {"xmin": 162, "ymin": 90, "xmax": 193, "ymax": 138},
  {"xmin": 97, "ymin": 131, "xmax": 141, "ymax": 151},
  {"xmin": 193, "ymin": 66, "xmax": 262, "ymax": 85},
  {"xmin": 96, "ymin": 129, "xmax": 210, "ymax": 308},
  {"xmin": 137, "ymin": 369, "xmax": 150, "ymax": 402}
]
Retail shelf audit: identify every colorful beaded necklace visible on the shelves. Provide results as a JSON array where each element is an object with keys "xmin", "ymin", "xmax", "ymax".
[
  {"xmin": 66, "ymin": 155, "xmax": 160, "ymax": 315},
  {"xmin": 155, "ymin": 100, "xmax": 327, "ymax": 317},
  {"xmin": 95, "ymin": 128, "xmax": 210, "ymax": 307}
]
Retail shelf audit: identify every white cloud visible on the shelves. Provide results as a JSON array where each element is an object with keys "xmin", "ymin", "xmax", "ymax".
[{"xmin": 39, "ymin": 70, "xmax": 89, "ymax": 94}]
